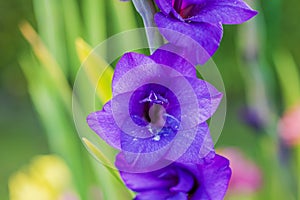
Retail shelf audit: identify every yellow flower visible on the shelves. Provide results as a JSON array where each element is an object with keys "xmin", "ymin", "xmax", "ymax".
[{"xmin": 9, "ymin": 155, "xmax": 74, "ymax": 200}]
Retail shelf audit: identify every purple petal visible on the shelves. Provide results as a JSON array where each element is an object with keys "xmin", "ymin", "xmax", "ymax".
[
  {"xmin": 169, "ymin": 76, "xmax": 222, "ymax": 124},
  {"xmin": 167, "ymin": 192, "xmax": 188, "ymax": 200},
  {"xmin": 182, "ymin": 0, "xmax": 205, "ymax": 7},
  {"xmin": 186, "ymin": 77, "xmax": 223, "ymax": 122},
  {"xmin": 118, "ymin": 155, "xmax": 192, "ymax": 199},
  {"xmin": 154, "ymin": 12, "xmax": 223, "ymax": 60},
  {"xmin": 117, "ymin": 153, "xmax": 177, "ymax": 191},
  {"xmin": 86, "ymin": 102, "xmax": 121, "ymax": 149},
  {"xmin": 190, "ymin": 155, "xmax": 232, "ymax": 200},
  {"xmin": 150, "ymin": 48, "xmax": 196, "ymax": 77},
  {"xmin": 119, "ymin": 170, "xmax": 176, "ymax": 192},
  {"xmin": 154, "ymin": 0, "xmax": 173, "ymax": 15},
  {"xmin": 116, "ymin": 149, "xmax": 172, "ymax": 173},
  {"xmin": 134, "ymin": 190, "xmax": 178, "ymax": 200},
  {"xmin": 112, "ymin": 52, "xmax": 157, "ymax": 93},
  {"xmin": 187, "ymin": 0, "xmax": 258, "ymax": 24},
  {"xmin": 167, "ymin": 123, "xmax": 214, "ymax": 163},
  {"xmin": 157, "ymin": 43, "xmax": 210, "ymax": 67},
  {"xmin": 112, "ymin": 51, "xmax": 199, "ymax": 95},
  {"xmin": 120, "ymin": 118, "xmax": 177, "ymax": 153},
  {"xmin": 116, "ymin": 124, "xmax": 211, "ymax": 172},
  {"xmin": 170, "ymin": 168, "xmax": 194, "ymax": 192}
]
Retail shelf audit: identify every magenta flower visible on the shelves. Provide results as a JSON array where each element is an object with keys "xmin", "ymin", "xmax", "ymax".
[
  {"xmin": 154, "ymin": 0, "xmax": 257, "ymax": 64},
  {"xmin": 218, "ymin": 148, "xmax": 262, "ymax": 195},
  {"xmin": 87, "ymin": 49, "xmax": 222, "ymax": 170},
  {"xmin": 278, "ymin": 103, "xmax": 300, "ymax": 147},
  {"xmin": 117, "ymin": 154, "xmax": 231, "ymax": 200}
]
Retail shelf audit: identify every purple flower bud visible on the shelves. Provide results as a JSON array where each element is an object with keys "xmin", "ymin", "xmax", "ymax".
[{"xmin": 239, "ymin": 106, "xmax": 265, "ymax": 132}]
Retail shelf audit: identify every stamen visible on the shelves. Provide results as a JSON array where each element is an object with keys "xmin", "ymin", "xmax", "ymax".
[{"xmin": 139, "ymin": 91, "xmax": 168, "ymax": 105}]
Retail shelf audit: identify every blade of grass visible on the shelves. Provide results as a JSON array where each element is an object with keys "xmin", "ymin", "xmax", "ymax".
[
  {"xmin": 62, "ymin": 0, "xmax": 83, "ymax": 80},
  {"xmin": 75, "ymin": 37, "xmax": 113, "ymax": 103},
  {"xmin": 107, "ymin": 0, "xmax": 142, "ymax": 52},
  {"xmin": 273, "ymin": 50, "xmax": 300, "ymax": 108},
  {"xmin": 19, "ymin": 21, "xmax": 72, "ymax": 112},
  {"xmin": 82, "ymin": 138, "xmax": 121, "ymax": 183},
  {"xmin": 82, "ymin": 138, "xmax": 135, "ymax": 199},
  {"xmin": 19, "ymin": 54, "xmax": 89, "ymax": 200},
  {"xmin": 32, "ymin": 0, "xmax": 68, "ymax": 74},
  {"xmin": 109, "ymin": 0, "xmax": 138, "ymax": 32},
  {"xmin": 83, "ymin": 0, "xmax": 107, "ymax": 47}
]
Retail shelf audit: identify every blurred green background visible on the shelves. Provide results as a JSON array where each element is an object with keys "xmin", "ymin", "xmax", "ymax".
[{"xmin": 1, "ymin": 0, "xmax": 300, "ymax": 199}]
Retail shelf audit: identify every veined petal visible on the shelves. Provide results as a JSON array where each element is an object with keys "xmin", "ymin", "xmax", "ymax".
[
  {"xmin": 113, "ymin": 51, "xmax": 199, "ymax": 95},
  {"xmin": 168, "ymin": 76, "xmax": 222, "ymax": 124},
  {"xmin": 86, "ymin": 102, "xmax": 121, "ymax": 149},
  {"xmin": 181, "ymin": 0, "xmax": 205, "ymax": 8},
  {"xmin": 190, "ymin": 155, "xmax": 231, "ymax": 200},
  {"xmin": 157, "ymin": 43, "xmax": 210, "ymax": 66},
  {"xmin": 154, "ymin": 12, "xmax": 223, "ymax": 59},
  {"xmin": 187, "ymin": 0, "xmax": 258, "ymax": 24},
  {"xmin": 112, "ymin": 52, "xmax": 157, "ymax": 93},
  {"xmin": 171, "ymin": 168, "xmax": 195, "ymax": 192},
  {"xmin": 168, "ymin": 122, "xmax": 214, "ymax": 163},
  {"xmin": 150, "ymin": 49, "xmax": 196, "ymax": 78},
  {"xmin": 135, "ymin": 190, "xmax": 179, "ymax": 200},
  {"xmin": 187, "ymin": 77, "xmax": 223, "ymax": 121},
  {"xmin": 154, "ymin": 0, "xmax": 173, "ymax": 15},
  {"xmin": 120, "ymin": 119, "xmax": 177, "ymax": 154},
  {"xmin": 119, "ymin": 171, "xmax": 176, "ymax": 192}
]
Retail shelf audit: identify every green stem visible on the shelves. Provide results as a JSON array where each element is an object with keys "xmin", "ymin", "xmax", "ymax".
[{"xmin": 132, "ymin": 0, "xmax": 164, "ymax": 54}]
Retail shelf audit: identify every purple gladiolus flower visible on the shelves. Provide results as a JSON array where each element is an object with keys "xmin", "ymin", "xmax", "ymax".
[
  {"xmin": 117, "ymin": 154, "xmax": 231, "ymax": 200},
  {"xmin": 154, "ymin": 0, "xmax": 258, "ymax": 64},
  {"xmin": 87, "ymin": 49, "xmax": 222, "ymax": 171}
]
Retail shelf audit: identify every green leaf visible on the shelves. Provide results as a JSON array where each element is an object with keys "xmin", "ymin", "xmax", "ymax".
[
  {"xmin": 32, "ymin": 0, "xmax": 68, "ymax": 73},
  {"xmin": 75, "ymin": 37, "xmax": 113, "ymax": 104},
  {"xmin": 273, "ymin": 50, "xmax": 300, "ymax": 109},
  {"xmin": 83, "ymin": 0, "xmax": 107, "ymax": 46},
  {"xmin": 82, "ymin": 137, "xmax": 135, "ymax": 199},
  {"xmin": 19, "ymin": 21, "xmax": 72, "ymax": 112}
]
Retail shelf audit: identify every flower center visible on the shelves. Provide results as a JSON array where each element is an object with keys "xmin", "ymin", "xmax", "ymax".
[
  {"xmin": 179, "ymin": 5, "xmax": 194, "ymax": 19},
  {"xmin": 140, "ymin": 91, "xmax": 168, "ymax": 127},
  {"xmin": 129, "ymin": 83, "xmax": 181, "ymax": 135},
  {"xmin": 173, "ymin": 0, "xmax": 183, "ymax": 14},
  {"xmin": 173, "ymin": 0, "xmax": 195, "ymax": 19}
]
